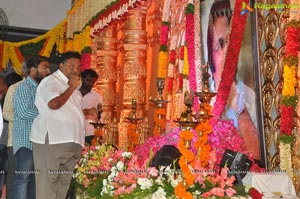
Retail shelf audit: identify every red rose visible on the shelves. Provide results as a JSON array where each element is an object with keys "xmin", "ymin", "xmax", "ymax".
[{"xmin": 249, "ymin": 187, "xmax": 263, "ymax": 199}]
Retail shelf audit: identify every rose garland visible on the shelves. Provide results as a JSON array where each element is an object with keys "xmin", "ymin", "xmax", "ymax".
[
  {"xmin": 185, "ymin": 3, "xmax": 196, "ymax": 94},
  {"xmin": 211, "ymin": 0, "xmax": 250, "ymax": 125},
  {"xmin": 178, "ymin": 45, "xmax": 185, "ymax": 90}
]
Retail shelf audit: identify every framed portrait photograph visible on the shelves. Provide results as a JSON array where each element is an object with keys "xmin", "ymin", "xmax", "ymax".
[{"xmin": 200, "ymin": 0, "xmax": 267, "ymax": 167}]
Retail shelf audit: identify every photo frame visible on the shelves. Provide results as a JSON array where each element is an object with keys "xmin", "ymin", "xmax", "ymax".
[{"xmin": 200, "ymin": 0, "xmax": 267, "ymax": 167}]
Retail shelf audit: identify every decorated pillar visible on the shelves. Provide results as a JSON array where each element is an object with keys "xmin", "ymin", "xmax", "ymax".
[
  {"xmin": 91, "ymin": 25, "xmax": 118, "ymax": 144},
  {"xmin": 118, "ymin": 6, "xmax": 148, "ymax": 148}
]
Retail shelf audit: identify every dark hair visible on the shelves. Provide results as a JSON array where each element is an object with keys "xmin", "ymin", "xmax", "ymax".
[
  {"xmin": 58, "ymin": 51, "xmax": 81, "ymax": 64},
  {"xmin": 5, "ymin": 73, "xmax": 23, "ymax": 87},
  {"xmin": 207, "ymin": 0, "xmax": 232, "ymax": 75},
  {"xmin": 81, "ymin": 69, "xmax": 98, "ymax": 79},
  {"xmin": 26, "ymin": 55, "xmax": 49, "ymax": 74}
]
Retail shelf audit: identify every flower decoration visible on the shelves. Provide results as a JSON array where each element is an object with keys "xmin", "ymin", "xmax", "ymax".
[
  {"xmin": 248, "ymin": 187, "xmax": 263, "ymax": 199},
  {"xmin": 278, "ymin": 20, "xmax": 299, "ymax": 180},
  {"xmin": 212, "ymin": 0, "xmax": 250, "ymax": 125},
  {"xmin": 194, "ymin": 120, "xmax": 212, "ymax": 167},
  {"xmin": 175, "ymin": 129, "xmax": 195, "ymax": 198},
  {"xmin": 208, "ymin": 120, "xmax": 250, "ymax": 166}
]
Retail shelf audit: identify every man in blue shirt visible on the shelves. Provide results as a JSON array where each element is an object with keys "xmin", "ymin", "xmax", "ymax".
[{"xmin": 12, "ymin": 55, "xmax": 50, "ymax": 199}]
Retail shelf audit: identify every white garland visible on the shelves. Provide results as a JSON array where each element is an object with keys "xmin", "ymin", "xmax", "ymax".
[
  {"xmin": 194, "ymin": 0, "xmax": 202, "ymax": 92},
  {"xmin": 162, "ymin": 0, "xmax": 172, "ymax": 22},
  {"xmin": 279, "ymin": 142, "xmax": 293, "ymax": 180}
]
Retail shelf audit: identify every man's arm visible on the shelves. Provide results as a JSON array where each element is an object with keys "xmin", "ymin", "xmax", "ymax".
[
  {"xmin": 14, "ymin": 85, "xmax": 39, "ymax": 119},
  {"xmin": 3, "ymin": 85, "xmax": 16, "ymax": 121},
  {"xmin": 48, "ymin": 74, "xmax": 80, "ymax": 110}
]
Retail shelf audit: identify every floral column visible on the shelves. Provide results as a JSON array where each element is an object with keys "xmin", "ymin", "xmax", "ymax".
[
  {"xmin": 279, "ymin": 21, "xmax": 299, "ymax": 181},
  {"xmin": 118, "ymin": 6, "xmax": 148, "ymax": 148}
]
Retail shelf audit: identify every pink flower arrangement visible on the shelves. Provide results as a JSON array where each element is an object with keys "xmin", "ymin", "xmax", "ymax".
[
  {"xmin": 200, "ymin": 167, "xmax": 236, "ymax": 198},
  {"xmin": 208, "ymin": 120, "xmax": 250, "ymax": 165}
]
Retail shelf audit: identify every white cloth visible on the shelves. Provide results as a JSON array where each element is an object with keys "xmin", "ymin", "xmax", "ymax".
[
  {"xmin": 242, "ymin": 172, "xmax": 297, "ymax": 198},
  {"xmin": 81, "ymin": 90, "xmax": 102, "ymax": 136},
  {"xmin": 30, "ymin": 70, "xmax": 85, "ymax": 147}
]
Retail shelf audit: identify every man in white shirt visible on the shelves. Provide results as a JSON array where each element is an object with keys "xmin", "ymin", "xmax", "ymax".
[
  {"xmin": 79, "ymin": 69, "xmax": 102, "ymax": 145},
  {"xmin": 30, "ymin": 51, "xmax": 96, "ymax": 199}
]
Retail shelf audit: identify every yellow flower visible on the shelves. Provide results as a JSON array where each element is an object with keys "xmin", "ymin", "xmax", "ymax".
[{"xmin": 158, "ymin": 51, "xmax": 168, "ymax": 78}]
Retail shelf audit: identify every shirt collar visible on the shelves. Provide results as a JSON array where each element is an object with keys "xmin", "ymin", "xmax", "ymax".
[
  {"xmin": 27, "ymin": 76, "xmax": 38, "ymax": 87},
  {"xmin": 57, "ymin": 69, "xmax": 68, "ymax": 83}
]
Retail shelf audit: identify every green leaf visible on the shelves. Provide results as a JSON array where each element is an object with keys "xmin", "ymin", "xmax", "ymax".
[
  {"xmin": 281, "ymin": 96, "xmax": 297, "ymax": 107},
  {"xmin": 185, "ymin": 3, "xmax": 194, "ymax": 14},
  {"xmin": 81, "ymin": 46, "xmax": 92, "ymax": 54},
  {"xmin": 160, "ymin": 45, "xmax": 168, "ymax": 52},
  {"xmin": 278, "ymin": 134, "xmax": 294, "ymax": 144},
  {"xmin": 19, "ymin": 39, "xmax": 46, "ymax": 59},
  {"xmin": 282, "ymin": 55, "xmax": 298, "ymax": 67}
]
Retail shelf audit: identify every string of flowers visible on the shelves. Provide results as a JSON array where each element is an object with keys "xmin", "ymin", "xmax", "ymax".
[
  {"xmin": 185, "ymin": 3, "xmax": 200, "ymax": 112},
  {"xmin": 167, "ymin": 40, "xmax": 176, "ymax": 93},
  {"xmin": 183, "ymin": 45, "xmax": 190, "ymax": 93},
  {"xmin": 0, "ymin": 20, "xmax": 66, "ymax": 73},
  {"xmin": 175, "ymin": 129, "xmax": 194, "ymax": 199},
  {"xmin": 127, "ymin": 123, "xmax": 139, "ymax": 152},
  {"xmin": 152, "ymin": 0, "xmax": 172, "ymax": 136},
  {"xmin": 194, "ymin": 0, "xmax": 202, "ymax": 92},
  {"xmin": 279, "ymin": 20, "xmax": 300, "ymax": 179},
  {"xmin": 185, "ymin": 3, "xmax": 196, "ymax": 94},
  {"xmin": 178, "ymin": 45, "xmax": 185, "ymax": 90},
  {"xmin": 211, "ymin": 0, "xmax": 250, "ymax": 126},
  {"xmin": 193, "ymin": 104, "xmax": 213, "ymax": 167}
]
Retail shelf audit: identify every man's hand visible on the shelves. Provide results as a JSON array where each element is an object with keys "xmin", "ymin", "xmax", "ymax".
[{"xmin": 68, "ymin": 74, "xmax": 81, "ymax": 89}]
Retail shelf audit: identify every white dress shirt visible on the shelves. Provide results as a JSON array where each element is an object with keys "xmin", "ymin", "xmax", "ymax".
[
  {"xmin": 81, "ymin": 90, "xmax": 102, "ymax": 136},
  {"xmin": 30, "ymin": 70, "xmax": 85, "ymax": 147},
  {"xmin": 0, "ymin": 106, "xmax": 3, "ymax": 140}
]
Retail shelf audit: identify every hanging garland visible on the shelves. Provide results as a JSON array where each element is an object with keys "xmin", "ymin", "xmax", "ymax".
[
  {"xmin": 175, "ymin": 129, "xmax": 194, "ymax": 199},
  {"xmin": 0, "ymin": 20, "xmax": 66, "ymax": 73},
  {"xmin": 193, "ymin": 104, "xmax": 213, "ymax": 167},
  {"xmin": 211, "ymin": 0, "xmax": 250, "ymax": 125},
  {"xmin": 279, "ymin": 20, "xmax": 300, "ymax": 180}
]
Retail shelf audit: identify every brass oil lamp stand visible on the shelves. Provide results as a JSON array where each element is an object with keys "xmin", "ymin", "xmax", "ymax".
[
  {"xmin": 193, "ymin": 65, "xmax": 216, "ymax": 158},
  {"xmin": 149, "ymin": 78, "xmax": 169, "ymax": 135},
  {"xmin": 90, "ymin": 103, "xmax": 106, "ymax": 144},
  {"xmin": 194, "ymin": 65, "xmax": 216, "ymax": 122},
  {"xmin": 125, "ymin": 99, "xmax": 142, "ymax": 149},
  {"xmin": 174, "ymin": 91, "xmax": 199, "ymax": 130}
]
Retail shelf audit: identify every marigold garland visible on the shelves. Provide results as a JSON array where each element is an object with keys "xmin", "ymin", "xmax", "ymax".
[
  {"xmin": 175, "ymin": 129, "xmax": 195, "ymax": 198},
  {"xmin": 194, "ymin": 120, "xmax": 212, "ymax": 167},
  {"xmin": 282, "ymin": 65, "xmax": 296, "ymax": 96}
]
